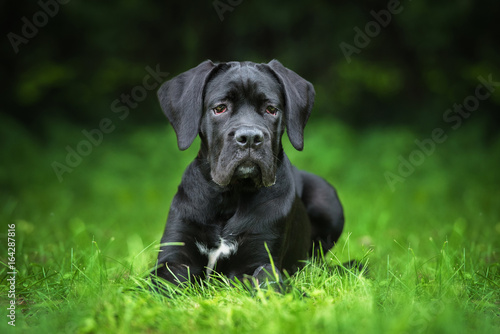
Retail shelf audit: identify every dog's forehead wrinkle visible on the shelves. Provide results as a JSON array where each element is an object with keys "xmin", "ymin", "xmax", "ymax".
[{"xmin": 206, "ymin": 65, "xmax": 282, "ymax": 107}]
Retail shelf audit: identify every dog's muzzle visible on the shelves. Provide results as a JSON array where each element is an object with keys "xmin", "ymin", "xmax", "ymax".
[{"xmin": 211, "ymin": 126, "xmax": 276, "ymax": 188}]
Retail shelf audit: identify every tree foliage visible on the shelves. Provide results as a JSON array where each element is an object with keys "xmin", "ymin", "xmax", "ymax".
[{"xmin": 2, "ymin": 0, "xmax": 499, "ymax": 133}]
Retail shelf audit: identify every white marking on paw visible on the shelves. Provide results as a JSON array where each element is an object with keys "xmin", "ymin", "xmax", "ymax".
[{"xmin": 196, "ymin": 238, "xmax": 238, "ymax": 279}]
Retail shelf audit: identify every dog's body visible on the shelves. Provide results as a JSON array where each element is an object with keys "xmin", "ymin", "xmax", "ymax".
[{"xmin": 153, "ymin": 60, "xmax": 344, "ymax": 285}]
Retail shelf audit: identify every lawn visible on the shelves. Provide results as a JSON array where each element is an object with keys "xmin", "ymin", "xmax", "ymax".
[{"xmin": 1, "ymin": 114, "xmax": 499, "ymax": 333}]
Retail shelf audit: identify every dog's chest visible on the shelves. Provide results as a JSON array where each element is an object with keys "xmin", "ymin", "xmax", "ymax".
[{"xmin": 196, "ymin": 237, "xmax": 238, "ymax": 278}]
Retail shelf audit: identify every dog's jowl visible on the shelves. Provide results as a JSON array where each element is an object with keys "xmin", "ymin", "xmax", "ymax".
[{"xmin": 151, "ymin": 60, "xmax": 344, "ymax": 286}]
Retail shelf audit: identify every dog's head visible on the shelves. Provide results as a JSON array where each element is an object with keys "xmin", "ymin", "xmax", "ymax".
[{"xmin": 158, "ymin": 60, "xmax": 314, "ymax": 189}]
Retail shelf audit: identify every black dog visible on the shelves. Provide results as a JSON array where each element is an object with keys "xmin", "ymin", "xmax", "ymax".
[{"xmin": 152, "ymin": 60, "xmax": 344, "ymax": 287}]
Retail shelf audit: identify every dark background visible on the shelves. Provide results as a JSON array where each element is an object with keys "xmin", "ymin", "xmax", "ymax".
[{"xmin": 2, "ymin": 0, "xmax": 499, "ymax": 137}]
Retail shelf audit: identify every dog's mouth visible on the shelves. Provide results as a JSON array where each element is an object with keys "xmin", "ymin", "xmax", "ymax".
[
  {"xmin": 233, "ymin": 161, "xmax": 260, "ymax": 179},
  {"xmin": 211, "ymin": 158, "xmax": 276, "ymax": 189},
  {"xmin": 230, "ymin": 161, "xmax": 262, "ymax": 188}
]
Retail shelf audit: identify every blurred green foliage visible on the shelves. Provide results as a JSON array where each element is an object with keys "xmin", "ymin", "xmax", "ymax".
[
  {"xmin": 1, "ymin": 112, "xmax": 499, "ymax": 332},
  {"xmin": 2, "ymin": 0, "xmax": 499, "ymax": 133}
]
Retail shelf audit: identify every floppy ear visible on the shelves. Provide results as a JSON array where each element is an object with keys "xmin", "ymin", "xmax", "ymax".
[
  {"xmin": 157, "ymin": 60, "xmax": 216, "ymax": 150},
  {"xmin": 267, "ymin": 60, "xmax": 315, "ymax": 151}
]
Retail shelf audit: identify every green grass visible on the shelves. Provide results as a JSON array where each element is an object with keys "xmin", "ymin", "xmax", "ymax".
[{"xmin": 1, "ymin": 114, "xmax": 499, "ymax": 333}]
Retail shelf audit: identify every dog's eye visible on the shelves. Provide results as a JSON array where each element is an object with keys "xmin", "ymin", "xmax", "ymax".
[
  {"xmin": 266, "ymin": 106, "xmax": 278, "ymax": 116},
  {"xmin": 213, "ymin": 104, "xmax": 227, "ymax": 115}
]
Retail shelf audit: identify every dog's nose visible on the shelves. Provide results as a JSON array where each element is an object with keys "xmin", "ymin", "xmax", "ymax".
[{"xmin": 234, "ymin": 128, "xmax": 264, "ymax": 149}]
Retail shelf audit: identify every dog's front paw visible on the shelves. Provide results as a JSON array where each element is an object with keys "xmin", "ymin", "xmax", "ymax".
[{"xmin": 250, "ymin": 264, "xmax": 285, "ymax": 293}]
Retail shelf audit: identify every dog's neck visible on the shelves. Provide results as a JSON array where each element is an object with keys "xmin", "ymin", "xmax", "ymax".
[{"xmin": 175, "ymin": 146, "xmax": 296, "ymax": 237}]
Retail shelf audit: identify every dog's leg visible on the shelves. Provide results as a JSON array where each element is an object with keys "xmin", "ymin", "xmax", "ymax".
[
  {"xmin": 150, "ymin": 263, "xmax": 201, "ymax": 289},
  {"xmin": 298, "ymin": 171, "xmax": 344, "ymax": 258},
  {"xmin": 239, "ymin": 264, "xmax": 285, "ymax": 293}
]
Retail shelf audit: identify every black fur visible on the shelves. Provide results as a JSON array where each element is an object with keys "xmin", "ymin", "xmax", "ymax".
[{"xmin": 152, "ymin": 60, "xmax": 344, "ymax": 286}]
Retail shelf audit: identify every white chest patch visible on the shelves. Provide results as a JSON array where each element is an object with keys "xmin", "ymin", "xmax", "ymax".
[{"xmin": 196, "ymin": 238, "xmax": 238, "ymax": 279}]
